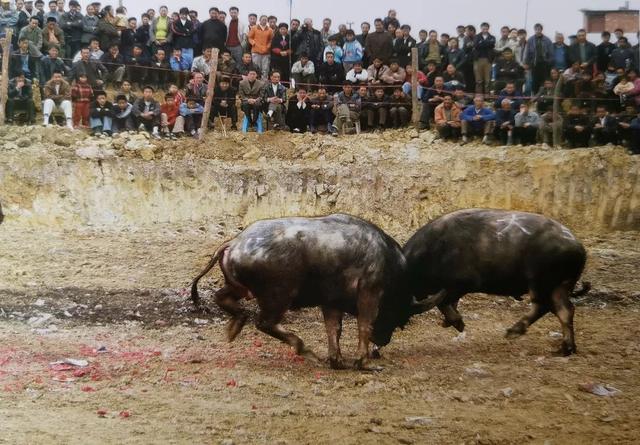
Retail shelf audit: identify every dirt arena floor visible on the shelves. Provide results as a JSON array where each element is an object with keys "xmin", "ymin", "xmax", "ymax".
[{"xmin": 0, "ymin": 222, "xmax": 638, "ymax": 444}]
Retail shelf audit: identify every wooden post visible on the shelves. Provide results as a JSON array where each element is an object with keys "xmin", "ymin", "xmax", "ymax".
[
  {"xmin": 199, "ymin": 48, "xmax": 220, "ymax": 140},
  {"xmin": 411, "ymin": 47, "xmax": 419, "ymax": 125},
  {"xmin": 0, "ymin": 29, "xmax": 13, "ymax": 126},
  {"xmin": 552, "ymin": 74, "xmax": 564, "ymax": 148}
]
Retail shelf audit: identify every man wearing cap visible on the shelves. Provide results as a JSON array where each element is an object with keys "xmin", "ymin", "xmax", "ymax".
[
  {"xmin": 60, "ymin": 0, "xmax": 82, "ymax": 59},
  {"xmin": 42, "ymin": 15, "xmax": 64, "ymax": 56}
]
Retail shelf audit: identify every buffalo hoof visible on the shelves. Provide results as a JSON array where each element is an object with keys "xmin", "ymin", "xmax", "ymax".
[
  {"xmin": 329, "ymin": 357, "xmax": 348, "ymax": 370},
  {"xmin": 557, "ymin": 342, "xmax": 577, "ymax": 356},
  {"xmin": 226, "ymin": 314, "xmax": 248, "ymax": 342},
  {"xmin": 505, "ymin": 323, "xmax": 526, "ymax": 339},
  {"xmin": 452, "ymin": 319, "xmax": 465, "ymax": 333},
  {"xmin": 370, "ymin": 347, "xmax": 382, "ymax": 359}
]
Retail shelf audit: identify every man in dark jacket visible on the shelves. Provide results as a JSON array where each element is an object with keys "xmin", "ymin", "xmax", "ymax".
[
  {"xmin": 472, "ymin": 22, "xmax": 495, "ymax": 94},
  {"xmin": 317, "ymin": 51, "xmax": 345, "ymax": 93},
  {"xmin": 125, "ymin": 44, "xmax": 150, "ymax": 88},
  {"xmin": 591, "ymin": 105, "xmax": 618, "ymax": 145},
  {"xmin": 132, "ymin": 85, "xmax": 161, "ymax": 136},
  {"xmin": 365, "ymin": 18, "xmax": 392, "ymax": 64},
  {"xmin": 494, "ymin": 48, "xmax": 523, "ymax": 91},
  {"xmin": 59, "ymin": 0, "xmax": 83, "ymax": 59},
  {"xmin": 6, "ymin": 73, "xmax": 36, "ymax": 124},
  {"xmin": 270, "ymin": 23, "xmax": 290, "ymax": 81},
  {"xmin": 568, "ymin": 29, "xmax": 597, "ymax": 73},
  {"xmin": 89, "ymin": 90, "xmax": 113, "ymax": 135},
  {"xmin": 286, "ymin": 86, "xmax": 311, "ymax": 132},
  {"xmin": 171, "ymin": 7, "xmax": 195, "ymax": 60},
  {"xmin": 610, "ymin": 37, "xmax": 635, "ymax": 70},
  {"xmin": 199, "ymin": 7, "xmax": 226, "ymax": 51},
  {"xmin": 596, "ymin": 31, "xmax": 615, "ymax": 73},
  {"xmin": 394, "ymin": 25, "xmax": 416, "ymax": 68},
  {"xmin": 524, "ymin": 23, "xmax": 554, "ymax": 95},
  {"xmin": 9, "ymin": 38, "xmax": 37, "ymax": 80},
  {"xmin": 71, "ymin": 46, "xmax": 105, "ymax": 88},
  {"xmin": 292, "ymin": 18, "xmax": 322, "ymax": 64},
  {"xmin": 39, "ymin": 46, "xmax": 69, "ymax": 84},
  {"xmin": 563, "ymin": 104, "xmax": 591, "ymax": 148},
  {"xmin": 100, "ymin": 44, "xmax": 125, "ymax": 86},
  {"xmin": 211, "ymin": 77, "xmax": 237, "ymax": 130}
]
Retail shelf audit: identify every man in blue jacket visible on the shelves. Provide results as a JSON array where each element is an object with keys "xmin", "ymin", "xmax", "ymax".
[
  {"xmin": 524, "ymin": 23, "xmax": 553, "ymax": 96},
  {"xmin": 461, "ymin": 95, "xmax": 495, "ymax": 145}
]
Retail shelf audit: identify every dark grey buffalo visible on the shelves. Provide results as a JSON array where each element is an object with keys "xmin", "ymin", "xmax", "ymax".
[
  {"xmin": 404, "ymin": 209, "xmax": 590, "ymax": 355},
  {"xmin": 190, "ymin": 214, "xmax": 429, "ymax": 369}
]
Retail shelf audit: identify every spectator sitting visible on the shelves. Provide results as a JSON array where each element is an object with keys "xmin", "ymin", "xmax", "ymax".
[
  {"xmin": 332, "ymin": 81, "xmax": 361, "ymax": 136},
  {"xmin": 423, "ymin": 61, "xmax": 439, "ymax": 87},
  {"xmin": 617, "ymin": 104, "xmax": 636, "ymax": 145},
  {"xmin": 513, "ymin": 102, "xmax": 540, "ymax": 145},
  {"xmin": 111, "ymin": 94, "xmax": 135, "ymax": 134},
  {"xmin": 628, "ymin": 112, "xmax": 640, "ymax": 154},
  {"xmin": 212, "ymin": 77, "xmax": 238, "ymax": 131},
  {"xmin": 42, "ymin": 70, "xmax": 73, "ymax": 129},
  {"xmin": 39, "ymin": 46, "xmax": 69, "ymax": 84},
  {"xmin": 72, "ymin": 37, "xmax": 102, "ymax": 62},
  {"xmin": 6, "ymin": 73, "xmax": 36, "ymax": 124},
  {"xmin": 381, "ymin": 59, "xmax": 405, "ymax": 85},
  {"xmin": 402, "ymin": 64, "xmax": 427, "ymax": 99},
  {"xmin": 285, "ymin": 86, "xmax": 311, "ymax": 133},
  {"xmin": 494, "ymin": 98, "xmax": 516, "ymax": 145},
  {"xmin": 494, "ymin": 82, "xmax": 521, "ymax": 110},
  {"xmin": 42, "ymin": 16, "xmax": 65, "ymax": 56},
  {"xmin": 89, "ymin": 90, "xmax": 113, "ymax": 136},
  {"xmin": 317, "ymin": 51, "xmax": 345, "ymax": 94},
  {"xmin": 116, "ymin": 80, "xmax": 137, "ymax": 104},
  {"xmin": 148, "ymin": 48, "xmax": 170, "ymax": 91},
  {"xmin": 362, "ymin": 85, "xmax": 387, "ymax": 131},
  {"xmin": 70, "ymin": 72, "xmax": 93, "ymax": 128},
  {"xmin": 563, "ymin": 104, "xmax": 591, "ymax": 148},
  {"xmin": 218, "ymin": 50, "xmax": 239, "ymax": 84},
  {"xmin": 309, "ymin": 86, "xmax": 334, "ymax": 133},
  {"xmin": 367, "ymin": 57, "xmax": 389, "ymax": 85},
  {"xmin": 169, "ymin": 47, "xmax": 192, "ymax": 88},
  {"xmin": 419, "ymin": 76, "xmax": 447, "ymax": 130},
  {"xmin": 603, "ymin": 65, "xmax": 621, "ymax": 93},
  {"xmin": 540, "ymin": 111, "xmax": 562, "ymax": 146},
  {"xmin": 291, "ymin": 52, "xmax": 316, "ymax": 88},
  {"xmin": 591, "ymin": 105, "xmax": 618, "ymax": 145},
  {"xmin": 132, "ymin": 85, "xmax": 161, "ymax": 138},
  {"xmin": 452, "ymin": 87, "xmax": 472, "ymax": 110},
  {"xmin": 533, "ymin": 79, "xmax": 557, "ymax": 114},
  {"xmin": 177, "ymin": 96, "xmax": 204, "ymax": 138},
  {"xmin": 342, "ymin": 29, "xmax": 363, "ymax": 72},
  {"xmin": 238, "ymin": 52, "xmax": 262, "ymax": 81},
  {"xmin": 388, "ymin": 86, "xmax": 411, "ymax": 128},
  {"xmin": 323, "ymin": 35, "xmax": 343, "ymax": 63},
  {"xmin": 345, "ymin": 61, "xmax": 368, "ymax": 84},
  {"xmin": 18, "ymin": 16, "xmax": 43, "ymax": 57},
  {"xmin": 238, "ymin": 69, "xmax": 265, "ymax": 132},
  {"xmin": 442, "ymin": 63, "xmax": 465, "ymax": 91},
  {"xmin": 434, "ymin": 95, "xmax": 461, "ymax": 141},
  {"xmin": 191, "ymin": 47, "xmax": 214, "ymax": 77},
  {"xmin": 461, "ymin": 95, "xmax": 496, "ymax": 145},
  {"xmin": 100, "ymin": 44, "xmax": 126, "ymax": 87},
  {"xmin": 184, "ymin": 71, "xmax": 207, "ymax": 104},
  {"xmin": 168, "ymin": 84, "xmax": 186, "ymax": 105},
  {"xmin": 160, "ymin": 93, "xmax": 179, "ymax": 139},
  {"xmin": 263, "ymin": 70, "xmax": 288, "ymax": 130},
  {"xmin": 9, "ymin": 38, "xmax": 37, "ymax": 80},
  {"xmin": 494, "ymin": 48, "xmax": 523, "ymax": 91},
  {"xmin": 71, "ymin": 46, "xmax": 106, "ymax": 89}
]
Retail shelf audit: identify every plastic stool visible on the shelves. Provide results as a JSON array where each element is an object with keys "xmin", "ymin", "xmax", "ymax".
[{"xmin": 242, "ymin": 115, "xmax": 250, "ymax": 133}]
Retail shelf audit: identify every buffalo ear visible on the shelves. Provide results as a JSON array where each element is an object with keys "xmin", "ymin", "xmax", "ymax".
[{"xmin": 410, "ymin": 290, "xmax": 448, "ymax": 315}]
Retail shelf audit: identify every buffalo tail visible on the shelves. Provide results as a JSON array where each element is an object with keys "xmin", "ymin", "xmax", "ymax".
[{"xmin": 190, "ymin": 242, "xmax": 229, "ymax": 309}]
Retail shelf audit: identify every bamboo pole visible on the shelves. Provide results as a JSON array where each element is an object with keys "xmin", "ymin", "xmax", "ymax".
[
  {"xmin": 0, "ymin": 29, "xmax": 13, "ymax": 126},
  {"xmin": 199, "ymin": 48, "xmax": 220, "ymax": 140},
  {"xmin": 411, "ymin": 47, "xmax": 419, "ymax": 125},
  {"xmin": 552, "ymin": 74, "xmax": 564, "ymax": 148}
]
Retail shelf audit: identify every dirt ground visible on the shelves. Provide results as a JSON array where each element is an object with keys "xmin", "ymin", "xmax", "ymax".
[{"xmin": 0, "ymin": 222, "xmax": 639, "ymax": 445}]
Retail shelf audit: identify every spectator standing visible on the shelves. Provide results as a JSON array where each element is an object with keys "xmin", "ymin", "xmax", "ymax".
[
  {"xmin": 270, "ymin": 23, "xmax": 290, "ymax": 81},
  {"xmin": 293, "ymin": 18, "xmax": 322, "ymax": 65},
  {"xmin": 342, "ymin": 29, "xmax": 363, "ymax": 72},
  {"xmin": 472, "ymin": 22, "xmax": 495, "ymax": 94},
  {"xmin": 151, "ymin": 6, "xmax": 171, "ymax": 54},
  {"xmin": 365, "ymin": 18, "xmax": 392, "ymax": 64},
  {"xmin": 59, "ymin": 0, "xmax": 82, "ymax": 58},
  {"xmin": 96, "ymin": 6, "xmax": 119, "ymax": 52},
  {"xmin": 70, "ymin": 72, "xmax": 92, "ymax": 127},
  {"xmin": 171, "ymin": 7, "xmax": 194, "ymax": 61},
  {"xmin": 71, "ymin": 46, "xmax": 105, "ymax": 88},
  {"xmin": 552, "ymin": 33, "xmax": 570, "ymax": 71},
  {"xmin": 226, "ymin": 7, "xmax": 246, "ymax": 64},
  {"xmin": 81, "ymin": 3, "xmax": 97, "ymax": 47},
  {"xmin": 248, "ymin": 15, "xmax": 273, "ymax": 78},
  {"xmin": 524, "ymin": 23, "xmax": 554, "ymax": 95},
  {"xmin": 568, "ymin": 29, "xmax": 596, "ymax": 73},
  {"xmin": 320, "ymin": 18, "xmax": 333, "ymax": 47},
  {"xmin": 596, "ymin": 31, "xmax": 615, "ymax": 73},
  {"xmin": 200, "ymin": 7, "xmax": 226, "ymax": 52}
]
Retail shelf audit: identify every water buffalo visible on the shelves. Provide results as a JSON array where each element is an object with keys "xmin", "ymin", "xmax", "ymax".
[
  {"xmin": 404, "ymin": 209, "xmax": 590, "ymax": 355},
  {"xmin": 190, "ymin": 214, "xmax": 430, "ymax": 369}
]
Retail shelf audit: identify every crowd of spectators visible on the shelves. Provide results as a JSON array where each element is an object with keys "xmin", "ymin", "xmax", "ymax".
[{"xmin": 0, "ymin": 2, "xmax": 639, "ymax": 151}]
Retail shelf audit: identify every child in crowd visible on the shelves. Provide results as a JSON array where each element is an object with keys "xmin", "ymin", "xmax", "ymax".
[{"xmin": 71, "ymin": 73, "xmax": 93, "ymax": 128}]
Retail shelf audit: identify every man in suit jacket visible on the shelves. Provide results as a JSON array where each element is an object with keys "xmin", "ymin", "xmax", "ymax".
[
  {"xmin": 238, "ymin": 68, "xmax": 264, "ymax": 128},
  {"xmin": 262, "ymin": 70, "xmax": 287, "ymax": 130}
]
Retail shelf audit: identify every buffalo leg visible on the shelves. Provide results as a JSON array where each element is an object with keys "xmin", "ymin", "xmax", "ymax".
[
  {"xmin": 550, "ymin": 284, "xmax": 577, "ymax": 355},
  {"xmin": 354, "ymin": 290, "xmax": 380, "ymax": 370},
  {"xmin": 255, "ymin": 306, "xmax": 319, "ymax": 362},
  {"xmin": 439, "ymin": 295, "xmax": 465, "ymax": 332},
  {"xmin": 214, "ymin": 285, "xmax": 248, "ymax": 341},
  {"xmin": 506, "ymin": 291, "xmax": 549, "ymax": 339},
  {"xmin": 322, "ymin": 306, "xmax": 346, "ymax": 369}
]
